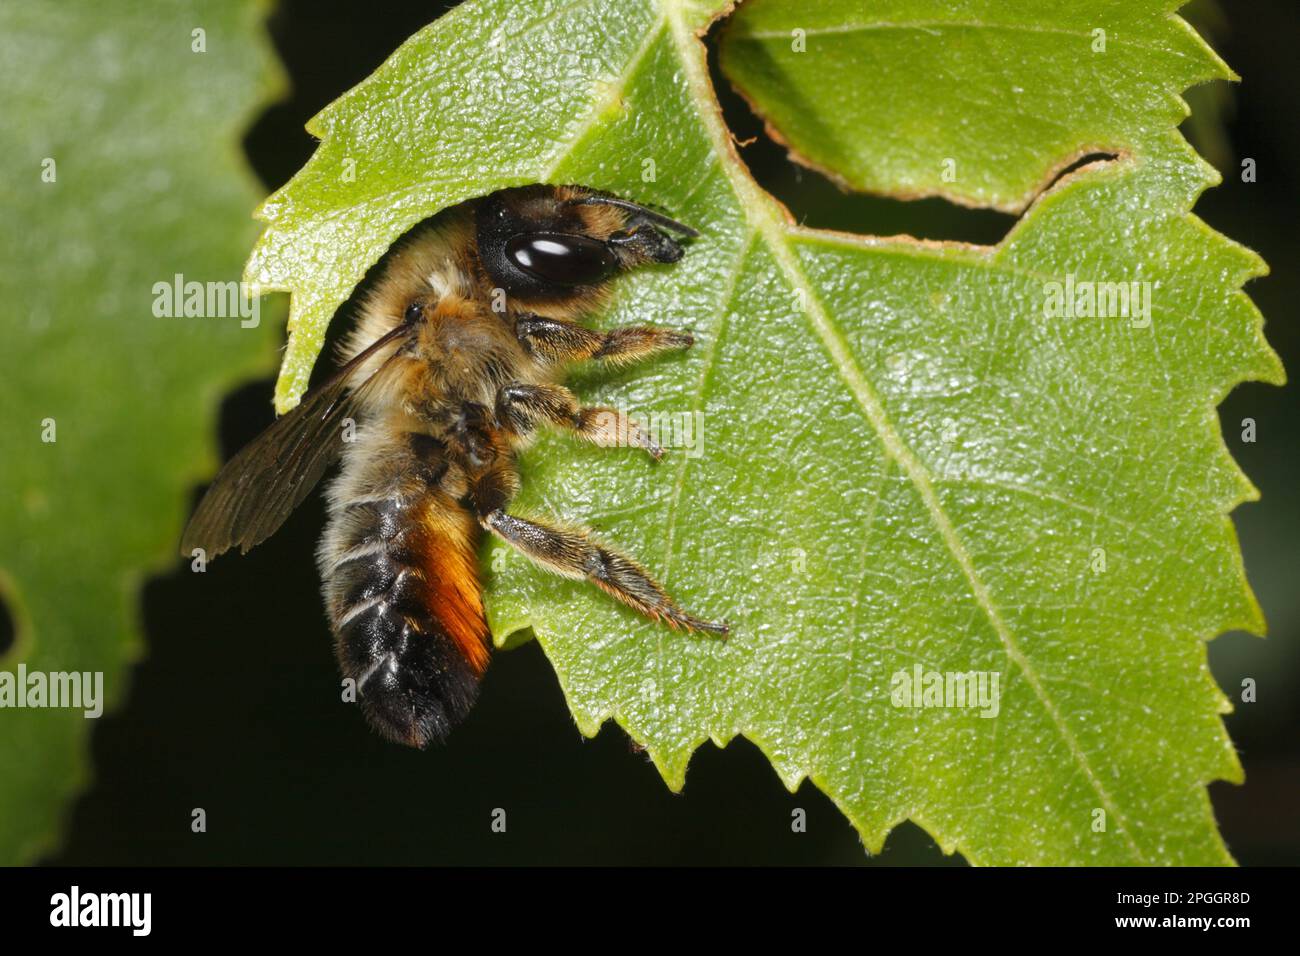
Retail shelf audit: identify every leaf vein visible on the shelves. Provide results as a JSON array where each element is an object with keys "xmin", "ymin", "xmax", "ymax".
[{"xmin": 668, "ymin": 2, "xmax": 1147, "ymax": 862}]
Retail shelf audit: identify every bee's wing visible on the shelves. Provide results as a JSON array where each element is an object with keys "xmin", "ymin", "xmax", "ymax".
[{"xmin": 180, "ymin": 323, "xmax": 410, "ymax": 559}]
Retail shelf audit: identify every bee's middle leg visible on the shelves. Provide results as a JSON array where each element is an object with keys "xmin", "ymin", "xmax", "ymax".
[{"xmin": 495, "ymin": 382, "xmax": 663, "ymax": 460}]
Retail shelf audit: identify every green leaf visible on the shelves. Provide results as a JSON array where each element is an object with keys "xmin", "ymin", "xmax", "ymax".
[
  {"xmin": 719, "ymin": 0, "xmax": 1237, "ymax": 212},
  {"xmin": 245, "ymin": 0, "xmax": 1280, "ymax": 863},
  {"xmin": 0, "ymin": 0, "xmax": 280, "ymax": 862}
]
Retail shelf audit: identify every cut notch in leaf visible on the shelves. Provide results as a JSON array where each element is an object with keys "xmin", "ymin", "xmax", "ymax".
[{"xmin": 718, "ymin": 0, "xmax": 1238, "ymax": 213}]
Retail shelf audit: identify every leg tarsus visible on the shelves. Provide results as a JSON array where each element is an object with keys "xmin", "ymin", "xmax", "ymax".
[
  {"xmin": 591, "ymin": 325, "xmax": 693, "ymax": 365},
  {"xmin": 515, "ymin": 313, "xmax": 693, "ymax": 368}
]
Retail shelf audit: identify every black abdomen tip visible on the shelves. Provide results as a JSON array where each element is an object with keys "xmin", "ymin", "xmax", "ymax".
[{"xmin": 340, "ymin": 603, "xmax": 480, "ymax": 748}]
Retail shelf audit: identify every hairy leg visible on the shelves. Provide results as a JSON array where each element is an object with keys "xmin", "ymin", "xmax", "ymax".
[
  {"xmin": 496, "ymin": 382, "xmax": 663, "ymax": 460},
  {"xmin": 479, "ymin": 507, "xmax": 728, "ymax": 636},
  {"xmin": 515, "ymin": 313, "xmax": 692, "ymax": 368}
]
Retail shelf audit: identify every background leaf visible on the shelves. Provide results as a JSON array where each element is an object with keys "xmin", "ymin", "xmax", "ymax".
[
  {"xmin": 229, "ymin": 0, "xmax": 1277, "ymax": 863},
  {"xmin": 0, "ymin": 0, "xmax": 280, "ymax": 862}
]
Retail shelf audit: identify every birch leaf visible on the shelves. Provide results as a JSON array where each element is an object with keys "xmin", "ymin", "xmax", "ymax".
[
  {"xmin": 243, "ymin": 0, "xmax": 1281, "ymax": 864},
  {"xmin": 0, "ymin": 0, "xmax": 280, "ymax": 862}
]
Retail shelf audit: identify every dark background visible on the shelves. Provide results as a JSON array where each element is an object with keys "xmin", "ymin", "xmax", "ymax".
[{"xmin": 46, "ymin": 0, "xmax": 1299, "ymax": 865}]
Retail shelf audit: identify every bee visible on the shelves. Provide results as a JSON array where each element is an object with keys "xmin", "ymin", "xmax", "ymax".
[{"xmin": 181, "ymin": 184, "xmax": 727, "ymax": 748}]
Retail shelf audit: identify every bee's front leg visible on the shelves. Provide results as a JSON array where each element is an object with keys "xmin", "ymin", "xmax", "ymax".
[
  {"xmin": 494, "ymin": 382, "xmax": 663, "ymax": 460},
  {"xmin": 514, "ymin": 313, "xmax": 693, "ymax": 368}
]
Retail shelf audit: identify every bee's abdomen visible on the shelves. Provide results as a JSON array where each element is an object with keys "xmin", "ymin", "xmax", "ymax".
[{"xmin": 319, "ymin": 439, "xmax": 490, "ymax": 748}]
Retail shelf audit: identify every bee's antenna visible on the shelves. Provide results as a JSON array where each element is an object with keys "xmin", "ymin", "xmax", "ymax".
[{"xmin": 570, "ymin": 195, "xmax": 700, "ymax": 238}]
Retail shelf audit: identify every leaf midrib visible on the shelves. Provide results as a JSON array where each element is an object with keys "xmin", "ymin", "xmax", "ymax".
[{"xmin": 661, "ymin": 0, "xmax": 1147, "ymax": 863}]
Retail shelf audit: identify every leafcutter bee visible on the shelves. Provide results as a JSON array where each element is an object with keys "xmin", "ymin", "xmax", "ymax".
[{"xmin": 182, "ymin": 185, "xmax": 727, "ymax": 747}]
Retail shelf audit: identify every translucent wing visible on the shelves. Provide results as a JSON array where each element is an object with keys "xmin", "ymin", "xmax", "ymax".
[{"xmin": 180, "ymin": 324, "xmax": 409, "ymax": 558}]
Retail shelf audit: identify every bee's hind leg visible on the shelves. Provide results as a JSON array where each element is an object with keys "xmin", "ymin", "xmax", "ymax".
[
  {"xmin": 473, "ymin": 395, "xmax": 726, "ymax": 635},
  {"xmin": 474, "ymin": 498, "xmax": 727, "ymax": 637}
]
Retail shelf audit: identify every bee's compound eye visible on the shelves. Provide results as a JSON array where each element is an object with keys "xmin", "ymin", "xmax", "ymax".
[
  {"xmin": 403, "ymin": 301, "xmax": 424, "ymax": 323},
  {"xmin": 505, "ymin": 233, "xmax": 618, "ymax": 287}
]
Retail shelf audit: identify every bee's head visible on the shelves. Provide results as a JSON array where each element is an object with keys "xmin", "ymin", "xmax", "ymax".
[{"xmin": 474, "ymin": 184, "xmax": 698, "ymax": 303}]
